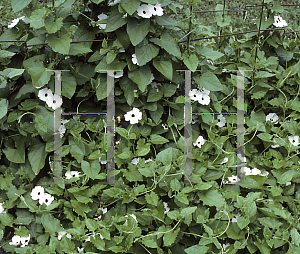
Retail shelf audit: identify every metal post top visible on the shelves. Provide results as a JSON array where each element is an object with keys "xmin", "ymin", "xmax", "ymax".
[{"xmin": 46, "ymin": 70, "xmax": 71, "ymax": 71}]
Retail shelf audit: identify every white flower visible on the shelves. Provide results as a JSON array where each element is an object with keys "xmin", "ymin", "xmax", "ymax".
[
  {"xmin": 9, "ymin": 235, "xmax": 21, "ymax": 246},
  {"xmin": 137, "ymin": 4, "xmax": 154, "ymax": 18},
  {"xmin": 96, "ymin": 14, "xmax": 108, "ymax": 29},
  {"xmin": 124, "ymin": 214, "xmax": 138, "ymax": 226},
  {"xmin": 108, "ymin": 70, "xmax": 123, "ymax": 78},
  {"xmin": 260, "ymin": 171, "xmax": 269, "ymax": 177},
  {"xmin": 220, "ymin": 157, "xmax": 228, "ymax": 165},
  {"xmin": 242, "ymin": 167, "xmax": 252, "ymax": 175},
  {"xmin": 151, "ymin": 3, "xmax": 164, "ymax": 16},
  {"xmin": 232, "ymin": 214, "xmax": 240, "ymax": 223},
  {"xmin": 85, "ymin": 233, "xmax": 104, "ymax": 241},
  {"xmin": 58, "ymin": 125, "xmax": 66, "ymax": 138},
  {"xmin": 266, "ymin": 113, "xmax": 279, "ymax": 124},
  {"xmin": 58, "ymin": 231, "xmax": 72, "ymax": 241},
  {"xmin": 119, "ymin": 47, "xmax": 125, "ymax": 53},
  {"xmin": 100, "ymin": 207, "xmax": 108, "ymax": 214},
  {"xmin": 271, "ymin": 138, "xmax": 280, "ymax": 148},
  {"xmin": 145, "ymin": 158, "xmax": 152, "ymax": 163},
  {"xmin": 193, "ymin": 135, "xmax": 206, "ymax": 148},
  {"xmin": 0, "ymin": 203, "xmax": 6, "ymax": 213},
  {"xmin": 226, "ymin": 175, "xmax": 239, "ymax": 184},
  {"xmin": 251, "ymin": 167, "xmax": 261, "ymax": 175},
  {"xmin": 216, "ymin": 114, "xmax": 226, "ymax": 127},
  {"xmin": 20, "ymin": 235, "xmax": 30, "ymax": 247},
  {"xmin": 124, "ymin": 107, "xmax": 142, "ymax": 124},
  {"xmin": 38, "ymin": 88, "xmax": 53, "ymax": 102},
  {"xmin": 148, "ymin": 73, "xmax": 155, "ymax": 86},
  {"xmin": 198, "ymin": 92, "xmax": 210, "ymax": 105},
  {"xmin": 223, "ymin": 243, "xmax": 230, "ymax": 250},
  {"xmin": 47, "ymin": 93, "xmax": 63, "ymax": 110},
  {"xmin": 150, "ymin": 81, "xmax": 161, "ymax": 92},
  {"xmin": 207, "ymin": 59, "xmax": 214, "ymax": 65},
  {"xmin": 61, "ymin": 119, "xmax": 70, "ymax": 126},
  {"xmin": 237, "ymin": 153, "xmax": 246, "ymax": 163},
  {"xmin": 8, "ymin": 16, "xmax": 25, "ymax": 28},
  {"xmin": 108, "ymin": 0, "xmax": 121, "ymax": 6},
  {"xmin": 131, "ymin": 158, "xmax": 140, "ymax": 165},
  {"xmin": 39, "ymin": 192, "xmax": 54, "ymax": 206},
  {"xmin": 31, "ymin": 186, "xmax": 45, "ymax": 200},
  {"xmin": 189, "ymin": 89, "xmax": 201, "ymax": 101},
  {"xmin": 162, "ymin": 123, "xmax": 168, "ymax": 130},
  {"xmin": 65, "ymin": 171, "xmax": 80, "ymax": 179},
  {"xmin": 240, "ymin": 50, "xmax": 245, "ymax": 56},
  {"xmin": 222, "ymin": 68, "xmax": 228, "ymax": 73},
  {"xmin": 273, "ymin": 15, "xmax": 287, "ymax": 27},
  {"xmin": 289, "ymin": 135, "xmax": 299, "ymax": 147},
  {"xmin": 132, "ymin": 53, "xmax": 140, "ymax": 65},
  {"xmin": 198, "ymin": 87, "xmax": 210, "ymax": 95},
  {"xmin": 286, "ymin": 181, "xmax": 291, "ymax": 186},
  {"xmin": 73, "ymin": 116, "xmax": 78, "ymax": 120},
  {"xmin": 78, "ymin": 247, "xmax": 84, "ymax": 253},
  {"xmin": 99, "ymin": 158, "xmax": 107, "ymax": 164},
  {"xmin": 163, "ymin": 202, "xmax": 170, "ymax": 214}
]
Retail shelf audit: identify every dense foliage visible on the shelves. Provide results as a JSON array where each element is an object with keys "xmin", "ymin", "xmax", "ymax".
[{"xmin": 0, "ymin": 0, "xmax": 300, "ymax": 253}]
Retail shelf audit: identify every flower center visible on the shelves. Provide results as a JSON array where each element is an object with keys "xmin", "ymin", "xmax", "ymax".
[
  {"xmin": 38, "ymin": 192, "xmax": 40, "ymax": 195},
  {"xmin": 143, "ymin": 11, "xmax": 146, "ymax": 14},
  {"xmin": 131, "ymin": 114, "xmax": 135, "ymax": 117},
  {"xmin": 45, "ymin": 199, "xmax": 48, "ymax": 202}
]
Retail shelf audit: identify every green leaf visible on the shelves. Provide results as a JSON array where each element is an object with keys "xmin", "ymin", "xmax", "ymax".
[
  {"xmin": 175, "ymin": 192, "xmax": 189, "ymax": 205},
  {"xmin": 257, "ymin": 133, "xmax": 273, "ymax": 142},
  {"xmin": 29, "ymin": 67, "xmax": 51, "ymax": 88},
  {"xmin": 118, "ymin": 150, "xmax": 133, "ymax": 159},
  {"xmin": 61, "ymin": 72, "xmax": 77, "ymax": 99},
  {"xmin": 163, "ymin": 83, "xmax": 177, "ymax": 97},
  {"xmin": 44, "ymin": 15, "xmax": 63, "ymax": 34},
  {"xmin": 156, "ymin": 147, "xmax": 173, "ymax": 165},
  {"xmin": 88, "ymin": 150, "xmax": 101, "ymax": 160},
  {"xmin": 47, "ymin": 27, "xmax": 72, "ymax": 55},
  {"xmin": 121, "ymin": 0, "xmax": 140, "ymax": 15},
  {"xmin": 184, "ymin": 245, "xmax": 209, "ymax": 254},
  {"xmin": 28, "ymin": 142, "xmax": 47, "ymax": 175},
  {"xmin": 181, "ymin": 207, "xmax": 197, "ymax": 218},
  {"xmin": 61, "ymin": 236, "xmax": 75, "ymax": 253},
  {"xmin": 147, "ymin": 87, "xmax": 163, "ymax": 102},
  {"xmin": 69, "ymin": 136, "xmax": 85, "ymax": 163},
  {"xmin": 138, "ymin": 167, "xmax": 153, "ymax": 177},
  {"xmin": 257, "ymin": 217, "xmax": 283, "ymax": 229},
  {"xmin": 149, "ymin": 102, "xmax": 164, "ymax": 124},
  {"xmin": 128, "ymin": 65, "xmax": 151, "ymax": 93},
  {"xmin": 11, "ymin": 0, "xmax": 32, "ymax": 13},
  {"xmin": 145, "ymin": 191, "xmax": 158, "ymax": 206},
  {"xmin": 255, "ymin": 71, "xmax": 275, "ymax": 78},
  {"xmin": 0, "ymin": 214, "xmax": 14, "ymax": 227},
  {"xmin": 198, "ymin": 189, "xmax": 225, "ymax": 208},
  {"xmin": 216, "ymin": 15, "xmax": 231, "ymax": 27},
  {"xmin": 153, "ymin": 58, "xmax": 173, "ymax": 81},
  {"xmin": 105, "ymin": 8, "xmax": 127, "ymax": 32},
  {"xmin": 41, "ymin": 214, "xmax": 63, "ymax": 236},
  {"xmin": 2, "ymin": 141, "xmax": 25, "ymax": 164},
  {"xmin": 272, "ymin": 169, "xmax": 294, "ymax": 185},
  {"xmin": 237, "ymin": 216, "xmax": 250, "ymax": 229},
  {"xmin": 193, "ymin": 71, "xmax": 225, "ymax": 91},
  {"xmin": 1, "ymin": 68, "xmax": 24, "ymax": 79},
  {"xmin": 291, "ymin": 228, "xmax": 300, "ymax": 246},
  {"xmin": 136, "ymin": 144, "xmax": 150, "ymax": 156},
  {"xmin": 29, "ymin": 8, "xmax": 48, "ymax": 29},
  {"xmin": 149, "ymin": 134, "xmax": 169, "ymax": 144},
  {"xmin": 34, "ymin": 114, "xmax": 47, "ymax": 132},
  {"xmin": 201, "ymin": 50, "xmax": 224, "ymax": 61},
  {"xmin": 182, "ymin": 51, "xmax": 198, "ymax": 70},
  {"xmin": 0, "ymin": 99, "xmax": 7, "ymax": 120},
  {"xmin": 163, "ymin": 227, "xmax": 180, "ymax": 247},
  {"xmin": 135, "ymin": 39, "xmax": 160, "ymax": 66},
  {"xmin": 150, "ymin": 31, "xmax": 181, "ymax": 58},
  {"xmin": 69, "ymin": 43, "xmax": 93, "ymax": 56},
  {"xmin": 0, "ymin": 50, "xmax": 15, "ymax": 59},
  {"xmin": 167, "ymin": 210, "xmax": 179, "ymax": 220},
  {"xmin": 116, "ymin": 127, "xmax": 129, "ymax": 138},
  {"xmin": 127, "ymin": 17, "xmax": 150, "ymax": 46},
  {"xmin": 81, "ymin": 160, "xmax": 100, "ymax": 180}
]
